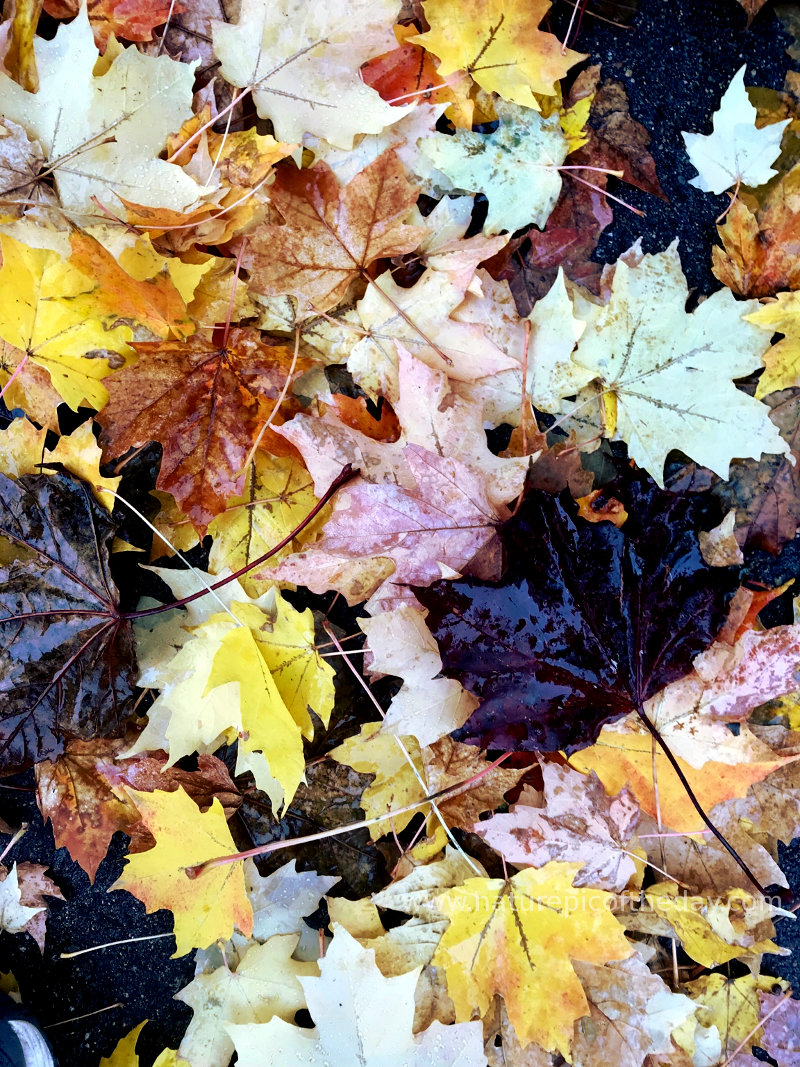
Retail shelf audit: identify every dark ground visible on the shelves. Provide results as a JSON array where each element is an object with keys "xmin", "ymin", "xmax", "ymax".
[{"xmin": 3, "ymin": 0, "xmax": 800, "ymax": 1063}]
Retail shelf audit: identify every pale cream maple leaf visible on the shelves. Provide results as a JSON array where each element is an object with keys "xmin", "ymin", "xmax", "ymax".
[
  {"xmin": 539, "ymin": 242, "xmax": 790, "ymax": 484},
  {"xmin": 682, "ymin": 66, "xmax": 790, "ymax": 194},
  {"xmin": 0, "ymin": 4, "xmax": 204, "ymax": 213},
  {"xmin": 419, "ymin": 101, "xmax": 568, "ymax": 234},
  {"xmin": 227, "ymin": 925, "xmax": 486, "ymax": 1067},
  {"xmin": 212, "ymin": 0, "xmax": 412, "ymax": 149},
  {"xmin": 0, "ymin": 865, "xmax": 45, "ymax": 935}
]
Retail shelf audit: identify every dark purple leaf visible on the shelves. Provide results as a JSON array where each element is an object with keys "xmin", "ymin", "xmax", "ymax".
[
  {"xmin": 415, "ymin": 470, "xmax": 739, "ymax": 753},
  {"xmin": 0, "ymin": 472, "xmax": 136, "ymax": 772}
]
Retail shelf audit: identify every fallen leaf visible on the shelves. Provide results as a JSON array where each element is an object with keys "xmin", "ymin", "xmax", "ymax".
[
  {"xmin": 682, "ymin": 66, "xmax": 790, "ymax": 194},
  {"xmin": 416, "ymin": 466, "xmax": 739, "ymax": 753},
  {"xmin": 242, "ymin": 149, "xmax": 424, "ymax": 317},
  {"xmin": 0, "ymin": 471, "xmax": 136, "ymax": 772},
  {"xmin": 474, "ymin": 762, "xmax": 641, "ymax": 892},
  {"xmin": 411, "ymin": 0, "xmax": 585, "ymax": 109},
  {"xmin": 687, "ymin": 973, "xmax": 786, "ymax": 1059},
  {"xmin": 0, "ymin": 3, "xmax": 204, "ymax": 212},
  {"xmin": 212, "ymin": 0, "xmax": 410, "ymax": 148},
  {"xmin": 176, "ymin": 934, "xmax": 316, "ymax": 1067},
  {"xmin": 419, "ymin": 101, "xmax": 568, "ymax": 235},
  {"xmin": 758, "ymin": 990, "xmax": 800, "ymax": 1066},
  {"xmin": 44, "ymin": 0, "xmax": 183, "ymax": 51},
  {"xmin": 541, "ymin": 243, "xmax": 789, "ymax": 484},
  {"xmin": 0, "ymin": 864, "xmax": 44, "ymax": 935},
  {"xmin": 244, "ymin": 858, "xmax": 339, "ymax": 941},
  {"xmin": 98, "ymin": 329, "xmax": 305, "ymax": 531},
  {"xmin": 111, "ymin": 786, "xmax": 253, "ymax": 957},
  {"xmin": 432, "ymin": 863, "xmax": 632, "ymax": 1057},
  {"xmin": 227, "ymin": 925, "xmax": 487, "ymax": 1067}
]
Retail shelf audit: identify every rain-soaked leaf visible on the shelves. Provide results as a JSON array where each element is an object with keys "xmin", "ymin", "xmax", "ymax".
[
  {"xmin": 0, "ymin": 471, "xmax": 137, "ymax": 772},
  {"xmin": 415, "ymin": 467, "xmax": 739, "ymax": 753}
]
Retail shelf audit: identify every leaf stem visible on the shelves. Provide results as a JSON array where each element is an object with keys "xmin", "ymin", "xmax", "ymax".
[
  {"xmin": 122, "ymin": 464, "xmax": 357, "ymax": 621},
  {"xmin": 634, "ymin": 704, "xmax": 767, "ymax": 896}
]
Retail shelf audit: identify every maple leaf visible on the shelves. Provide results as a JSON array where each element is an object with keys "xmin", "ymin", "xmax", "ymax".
[
  {"xmin": 0, "ymin": 3, "xmax": 204, "ymax": 213},
  {"xmin": 35, "ymin": 740, "xmax": 239, "ymax": 882},
  {"xmin": 212, "ymin": 0, "xmax": 410, "ymax": 149},
  {"xmin": 243, "ymin": 149, "xmax": 424, "ymax": 317},
  {"xmin": 640, "ymin": 883, "xmax": 783, "ymax": 968},
  {"xmin": 244, "ymin": 858, "xmax": 339, "ymax": 941},
  {"xmin": 682, "ymin": 66, "xmax": 790, "ymax": 195},
  {"xmin": 712, "ymin": 173, "xmax": 800, "ymax": 298},
  {"xmin": 176, "ymin": 934, "xmax": 316, "ymax": 1067},
  {"xmin": 0, "ymin": 233, "xmax": 135, "ymax": 411},
  {"xmin": 43, "ymin": 0, "xmax": 183, "ymax": 51},
  {"xmin": 539, "ymin": 243, "xmax": 790, "ymax": 484},
  {"xmin": 432, "ymin": 862, "xmax": 632, "ymax": 1057},
  {"xmin": 709, "ymin": 389, "xmax": 800, "ymax": 554},
  {"xmin": 98, "ymin": 329, "xmax": 306, "ymax": 532},
  {"xmin": 570, "ymin": 954, "xmax": 696, "ymax": 1067},
  {"xmin": 411, "ymin": 0, "xmax": 585, "ymax": 109},
  {"xmin": 475, "ymin": 762, "xmax": 641, "ymax": 892},
  {"xmin": 359, "ymin": 604, "xmax": 479, "ymax": 747},
  {"xmin": 420, "ymin": 101, "xmax": 568, "ymax": 235},
  {"xmin": 98, "ymin": 1022, "xmax": 177, "ymax": 1067},
  {"xmin": 0, "ymin": 118, "xmax": 54, "ymax": 217},
  {"xmin": 0, "ymin": 864, "xmax": 44, "ymax": 935},
  {"xmin": 264, "ymin": 444, "xmax": 502, "ymax": 610},
  {"xmin": 747, "ymin": 292, "xmax": 800, "ymax": 397},
  {"xmin": 403, "ymin": 196, "xmax": 510, "ymax": 291},
  {"xmin": 111, "ymin": 786, "xmax": 253, "ymax": 957},
  {"xmin": 277, "ymin": 345, "xmax": 529, "ymax": 514},
  {"xmin": 687, "ymin": 973, "xmax": 785, "ymax": 1060},
  {"xmin": 0, "ymin": 471, "xmax": 136, "ymax": 772},
  {"xmin": 227, "ymin": 925, "xmax": 486, "ymax": 1067},
  {"xmin": 415, "ymin": 466, "xmax": 739, "ymax": 753},
  {"xmin": 344, "ymin": 269, "xmax": 520, "ymax": 402}
]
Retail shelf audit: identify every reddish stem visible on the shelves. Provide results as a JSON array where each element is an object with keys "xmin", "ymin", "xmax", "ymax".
[{"xmin": 122, "ymin": 465, "xmax": 357, "ymax": 621}]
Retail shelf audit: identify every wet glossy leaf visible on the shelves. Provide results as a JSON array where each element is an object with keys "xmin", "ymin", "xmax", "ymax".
[
  {"xmin": 0, "ymin": 471, "xmax": 136, "ymax": 772},
  {"xmin": 415, "ymin": 469, "xmax": 739, "ymax": 753}
]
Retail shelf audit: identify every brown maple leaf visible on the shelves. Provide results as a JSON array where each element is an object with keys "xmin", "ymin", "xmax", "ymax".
[
  {"xmin": 98, "ymin": 328, "xmax": 310, "ymax": 531},
  {"xmin": 243, "ymin": 148, "xmax": 426, "ymax": 316}
]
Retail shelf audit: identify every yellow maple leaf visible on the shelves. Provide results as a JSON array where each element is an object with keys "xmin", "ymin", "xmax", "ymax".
[
  {"xmin": 687, "ymin": 973, "xmax": 789, "ymax": 1058},
  {"xmin": 208, "ymin": 454, "xmax": 324, "ymax": 598},
  {"xmin": 432, "ymin": 863, "xmax": 632, "ymax": 1057},
  {"xmin": 569, "ymin": 729, "xmax": 792, "ymax": 833},
  {"xmin": 203, "ymin": 593, "xmax": 335, "ymax": 808},
  {"xmin": 644, "ymin": 883, "xmax": 783, "ymax": 968},
  {"xmin": 411, "ymin": 0, "xmax": 585, "ymax": 110},
  {"xmin": 747, "ymin": 292, "xmax": 800, "ymax": 397},
  {"xmin": 0, "ymin": 233, "xmax": 134, "ymax": 409},
  {"xmin": 99, "ymin": 1021, "xmax": 177, "ymax": 1067},
  {"xmin": 111, "ymin": 787, "xmax": 253, "ymax": 957}
]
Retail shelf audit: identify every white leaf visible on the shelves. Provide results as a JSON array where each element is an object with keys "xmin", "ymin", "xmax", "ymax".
[{"xmin": 682, "ymin": 66, "xmax": 790, "ymax": 194}]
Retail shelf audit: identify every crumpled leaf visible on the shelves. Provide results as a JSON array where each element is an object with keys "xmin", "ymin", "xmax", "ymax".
[
  {"xmin": 0, "ymin": 117, "xmax": 54, "ymax": 216},
  {"xmin": 474, "ymin": 762, "xmax": 641, "ymax": 892},
  {"xmin": 539, "ymin": 243, "xmax": 789, "ymax": 484},
  {"xmin": 432, "ymin": 862, "xmax": 633, "ymax": 1057},
  {"xmin": 227, "ymin": 925, "xmax": 487, "ymax": 1067},
  {"xmin": 411, "ymin": 0, "xmax": 584, "ymax": 109},
  {"xmin": 0, "ymin": 471, "xmax": 136, "ymax": 772},
  {"xmin": 98, "ymin": 329, "xmax": 306, "ymax": 531},
  {"xmin": 212, "ymin": 0, "xmax": 411, "ymax": 148},
  {"xmin": 176, "ymin": 934, "xmax": 316, "ymax": 1067},
  {"xmin": 687, "ymin": 973, "xmax": 786, "ymax": 1060},
  {"xmin": 420, "ymin": 101, "xmax": 568, "ymax": 235},
  {"xmin": 0, "ymin": 3, "xmax": 204, "ymax": 212},
  {"xmin": 682, "ymin": 66, "xmax": 790, "ymax": 194},
  {"xmin": 642, "ymin": 883, "xmax": 784, "ymax": 968},
  {"xmin": 243, "ymin": 149, "xmax": 424, "ymax": 317},
  {"xmin": 415, "ymin": 466, "xmax": 739, "ymax": 753},
  {"xmin": 111, "ymin": 786, "xmax": 253, "ymax": 957}
]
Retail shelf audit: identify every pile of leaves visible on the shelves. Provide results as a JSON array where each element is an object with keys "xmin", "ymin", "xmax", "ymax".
[{"xmin": 5, "ymin": 0, "xmax": 800, "ymax": 1063}]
